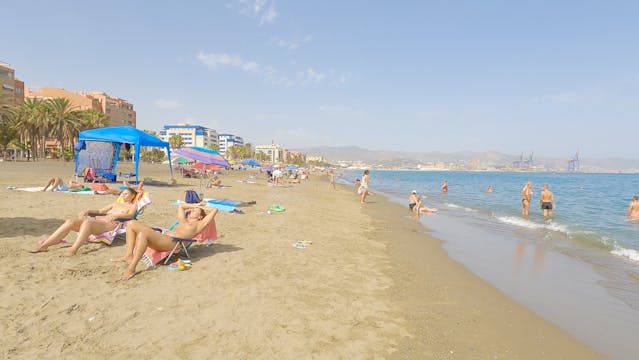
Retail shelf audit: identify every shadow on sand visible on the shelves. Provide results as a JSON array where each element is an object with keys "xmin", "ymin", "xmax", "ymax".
[
  {"xmin": 0, "ymin": 217, "xmax": 63, "ymax": 238},
  {"xmin": 159, "ymin": 243, "xmax": 243, "ymax": 265}
]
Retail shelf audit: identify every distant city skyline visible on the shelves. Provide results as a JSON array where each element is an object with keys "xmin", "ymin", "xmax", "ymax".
[{"xmin": 4, "ymin": 1, "xmax": 639, "ymax": 158}]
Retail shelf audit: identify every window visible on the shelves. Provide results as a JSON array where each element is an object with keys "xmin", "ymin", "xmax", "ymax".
[{"xmin": 2, "ymin": 84, "xmax": 14, "ymax": 91}]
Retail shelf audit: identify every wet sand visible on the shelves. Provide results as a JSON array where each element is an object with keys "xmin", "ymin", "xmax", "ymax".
[{"xmin": 0, "ymin": 160, "xmax": 601, "ymax": 358}]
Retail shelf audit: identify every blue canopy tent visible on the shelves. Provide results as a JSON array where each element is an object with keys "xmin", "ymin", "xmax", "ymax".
[
  {"xmin": 241, "ymin": 159, "xmax": 261, "ymax": 167},
  {"xmin": 75, "ymin": 126, "xmax": 172, "ymax": 183}
]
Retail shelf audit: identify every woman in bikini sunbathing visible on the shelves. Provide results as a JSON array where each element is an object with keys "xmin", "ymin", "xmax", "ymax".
[
  {"xmin": 112, "ymin": 202, "xmax": 218, "ymax": 280},
  {"xmin": 42, "ymin": 177, "xmax": 84, "ymax": 192},
  {"xmin": 30, "ymin": 188, "xmax": 138, "ymax": 256}
]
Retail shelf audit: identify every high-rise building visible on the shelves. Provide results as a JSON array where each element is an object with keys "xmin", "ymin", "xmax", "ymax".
[
  {"xmin": 0, "ymin": 62, "xmax": 24, "ymax": 104},
  {"xmin": 24, "ymin": 87, "xmax": 136, "ymax": 127},
  {"xmin": 159, "ymin": 123, "xmax": 218, "ymax": 148},
  {"xmin": 218, "ymin": 133, "xmax": 244, "ymax": 156}
]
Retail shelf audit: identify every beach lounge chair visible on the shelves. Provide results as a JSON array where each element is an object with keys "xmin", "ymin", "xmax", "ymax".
[
  {"xmin": 87, "ymin": 190, "xmax": 152, "ymax": 245},
  {"xmin": 140, "ymin": 219, "xmax": 217, "ymax": 267}
]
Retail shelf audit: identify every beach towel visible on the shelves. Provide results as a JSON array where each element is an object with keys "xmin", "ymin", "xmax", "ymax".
[
  {"xmin": 9, "ymin": 187, "xmax": 45, "ymax": 192},
  {"xmin": 171, "ymin": 200, "xmax": 236, "ymax": 213}
]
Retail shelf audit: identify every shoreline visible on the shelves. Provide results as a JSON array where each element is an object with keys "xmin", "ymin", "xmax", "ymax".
[
  {"xmin": 0, "ymin": 161, "xmax": 601, "ymax": 358},
  {"xmin": 358, "ymin": 189, "xmax": 601, "ymax": 358}
]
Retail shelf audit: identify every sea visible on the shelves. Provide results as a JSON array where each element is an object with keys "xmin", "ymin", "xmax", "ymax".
[{"xmin": 340, "ymin": 170, "xmax": 639, "ymax": 359}]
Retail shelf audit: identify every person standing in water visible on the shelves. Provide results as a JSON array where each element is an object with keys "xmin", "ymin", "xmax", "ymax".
[
  {"xmin": 539, "ymin": 184, "xmax": 555, "ymax": 218},
  {"xmin": 441, "ymin": 180, "xmax": 448, "ymax": 193},
  {"xmin": 626, "ymin": 196, "xmax": 639, "ymax": 221},
  {"xmin": 487, "ymin": 185, "xmax": 492, "ymax": 193},
  {"xmin": 521, "ymin": 182, "xmax": 533, "ymax": 217}
]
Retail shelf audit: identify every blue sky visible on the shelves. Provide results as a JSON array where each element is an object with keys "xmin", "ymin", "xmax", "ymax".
[{"xmin": 4, "ymin": 0, "xmax": 639, "ymax": 158}]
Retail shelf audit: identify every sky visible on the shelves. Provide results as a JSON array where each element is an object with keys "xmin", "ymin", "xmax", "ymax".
[{"xmin": 3, "ymin": 0, "xmax": 639, "ymax": 158}]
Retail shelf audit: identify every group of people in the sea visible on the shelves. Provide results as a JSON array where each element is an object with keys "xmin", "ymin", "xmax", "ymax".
[{"xmin": 406, "ymin": 178, "xmax": 639, "ymax": 222}]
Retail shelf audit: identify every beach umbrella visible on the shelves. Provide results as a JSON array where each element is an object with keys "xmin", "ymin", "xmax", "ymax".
[
  {"xmin": 173, "ymin": 157, "xmax": 190, "ymax": 164},
  {"xmin": 285, "ymin": 165, "xmax": 298, "ymax": 171},
  {"xmin": 262, "ymin": 165, "xmax": 274, "ymax": 171},
  {"xmin": 173, "ymin": 146, "xmax": 230, "ymax": 167},
  {"xmin": 241, "ymin": 159, "xmax": 261, "ymax": 167}
]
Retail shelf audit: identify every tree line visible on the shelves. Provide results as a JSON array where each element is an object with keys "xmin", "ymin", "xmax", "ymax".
[{"xmin": 0, "ymin": 93, "xmax": 109, "ymax": 160}]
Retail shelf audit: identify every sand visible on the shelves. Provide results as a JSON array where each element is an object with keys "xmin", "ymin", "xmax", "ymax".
[{"xmin": 0, "ymin": 160, "xmax": 601, "ymax": 359}]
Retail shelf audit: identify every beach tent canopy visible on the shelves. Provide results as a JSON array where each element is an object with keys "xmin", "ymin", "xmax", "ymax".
[
  {"xmin": 285, "ymin": 165, "xmax": 298, "ymax": 171},
  {"xmin": 75, "ymin": 126, "xmax": 172, "ymax": 183},
  {"xmin": 241, "ymin": 159, "xmax": 261, "ymax": 167}
]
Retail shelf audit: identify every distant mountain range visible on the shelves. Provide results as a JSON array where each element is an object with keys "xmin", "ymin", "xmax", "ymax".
[{"xmin": 295, "ymin": 146, "xmax": 639, "ymax": 172}]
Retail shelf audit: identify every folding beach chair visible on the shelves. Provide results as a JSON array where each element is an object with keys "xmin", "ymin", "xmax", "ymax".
[
  {"xmin": 87, "ymin": 190, "xmax": 152, "ymax": 245},
  {"xmin": 140, "ymin": 219, "xmax": 217, "ymax": 267}
]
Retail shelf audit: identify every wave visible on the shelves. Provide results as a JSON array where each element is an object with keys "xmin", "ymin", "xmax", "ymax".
[
  {"xmin": 611, "ymin": 247, "xmax": 639, "ymax": 262},
  {"xmin": 496, "ymin": 216, "xmax": 569, "ymax": 233},
  {"xmin": 444, "ymin": 202, "xmax": 477, "ymax": 212}
]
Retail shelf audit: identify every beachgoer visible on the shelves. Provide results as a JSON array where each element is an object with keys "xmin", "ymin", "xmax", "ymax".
[
  {"xmin": 409, "ymin": 190, "xmax": 418, "ymax": 213},
  {"xmin": 521, "ymin": 181, "xmax": 533, "ymax": 217},
  {"xmin": 360, "ymin": 170, "xmax": 370, "ymax": 204},
  {"xmin": 355, "ymin": 179, "xmax": 361, "ymax": 192},
  {"xmin": 487, "ymin": 185, "xmax": 492, "ymax": 193},
  {"xmin": 626, "ymin": 196, "xmax": 639, "ymax": 221},
  {"xmin": 272, "ymin": 168, "xmax": 283, "ymax": 185},
  {"xmin": 415, "ymin": 195, "xmax": 438, "ymax": 214},
  {"xmin": 539, "ymin": 184, "xmax": 555, "ymax": 217},
  {"xmin": 328, "ymin": 170, "xmax": 336, "ymax": 190},
  {"xmin": 42, "ymin": 177, "xmax": 83, "ymax": 192},
  {"xmin": 441, "ymin": 180, "xmax": 448, "ymax": 193},
  {"xmin": 30, "ymin": 187, "xmax": 139, "ymax": 255},
  {"xmin": 112, "ymin": 202, "xmax": 218, "ymax": 280},
  {"xmin": 206, "ymin": 176, "xmax": 222, "ymax": 188}
]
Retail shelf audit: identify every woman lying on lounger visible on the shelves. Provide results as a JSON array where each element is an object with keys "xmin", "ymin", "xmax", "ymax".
[
  {"xmin": 30, "ymin": 187, "xmax": 139, "ymax": 256},
  {"xmin": 112, "ymin": 202, "xmax": 218, "ymax": 280}
]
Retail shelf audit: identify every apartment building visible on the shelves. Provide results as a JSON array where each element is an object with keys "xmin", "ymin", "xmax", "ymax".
[
  {"xmin": 159, "ymin": 124, "xmax": 218, "ymax": 148},
  {"xmin": 0, "ymin": 62, "xmax": 24, "ymax": 104},
  {"xmin": 255, "ymin": 143, "xmax": 283, "ymax": 163},
  {"xmin": 79, "ymin": 91, "xmax": 136, "ymax": 127},
  {"xmin": 24, "ymin": 87, "xmax": 136, "ymax": 127},
  {"xmin": 25, "ymin": 87, "xmax": 100, "ymax": 110},
  {"xmin": 218, "ymin": 133, "xmax": 244, "ymax": 156}
]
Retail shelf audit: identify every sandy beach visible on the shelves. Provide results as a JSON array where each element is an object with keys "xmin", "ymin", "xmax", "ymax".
[{"xmin": 0, "ymin": 161, "xmax": 602, "ymax": 359}]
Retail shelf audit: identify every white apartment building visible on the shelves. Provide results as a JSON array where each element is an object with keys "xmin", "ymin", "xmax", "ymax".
[
  {"xmin": 218, "ymin": 133, "xmax": 244, "ymax": 156},
  {"xmin": 255, "ymin": 143, "xmax": 283, "ymax": 163},
  {"xmin": 159, "ymin": 123, "xmax": 218, "ymax": 148}
]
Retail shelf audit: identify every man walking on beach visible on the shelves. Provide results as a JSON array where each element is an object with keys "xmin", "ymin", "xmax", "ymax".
[
  {"xmin": 539, "ymin": 184, "xmax": 555, "ymax": 217},
  {"xmin": 626, "ymin": 196, "xmax": 639, "ymax": 221}
]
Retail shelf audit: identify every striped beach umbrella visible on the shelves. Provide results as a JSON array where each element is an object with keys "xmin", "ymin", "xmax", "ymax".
[{"xmin": 173, "ymin": 147, "xmax": 230, "ymax": 167}]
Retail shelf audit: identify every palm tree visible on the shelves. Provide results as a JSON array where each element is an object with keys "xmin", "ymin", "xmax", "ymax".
[
  {"xmin": 45, "ymin": 97, "xmax": 80, "ymax": 160},
  {"xmin": 14, "ymin": 98, "xmax": 46, "ymax": 161},
  {"xmin": 0, "ymin": 93, "xmax": 14, "ymax": 126},
  {"xmin": 77, "ymin": 109, "xmax": 109, "ymax": 131},
  {"xmin": 169, "ymin": 135, "xmax": 184, "ymax": 149}
]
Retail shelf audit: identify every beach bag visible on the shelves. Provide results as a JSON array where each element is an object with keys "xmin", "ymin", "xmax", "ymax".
[{"xmin": 184, "ymin": 190, "xmax": 201, "ymax": 204}]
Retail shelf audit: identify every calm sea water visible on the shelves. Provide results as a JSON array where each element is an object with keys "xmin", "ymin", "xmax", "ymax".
[
  {"xmin": 340, "ymin": 170, "xmax": 639, "ymax": 358},
  {"xmin": 343, "ymin": 170, "xmax": 639, "ymax": 262}
]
